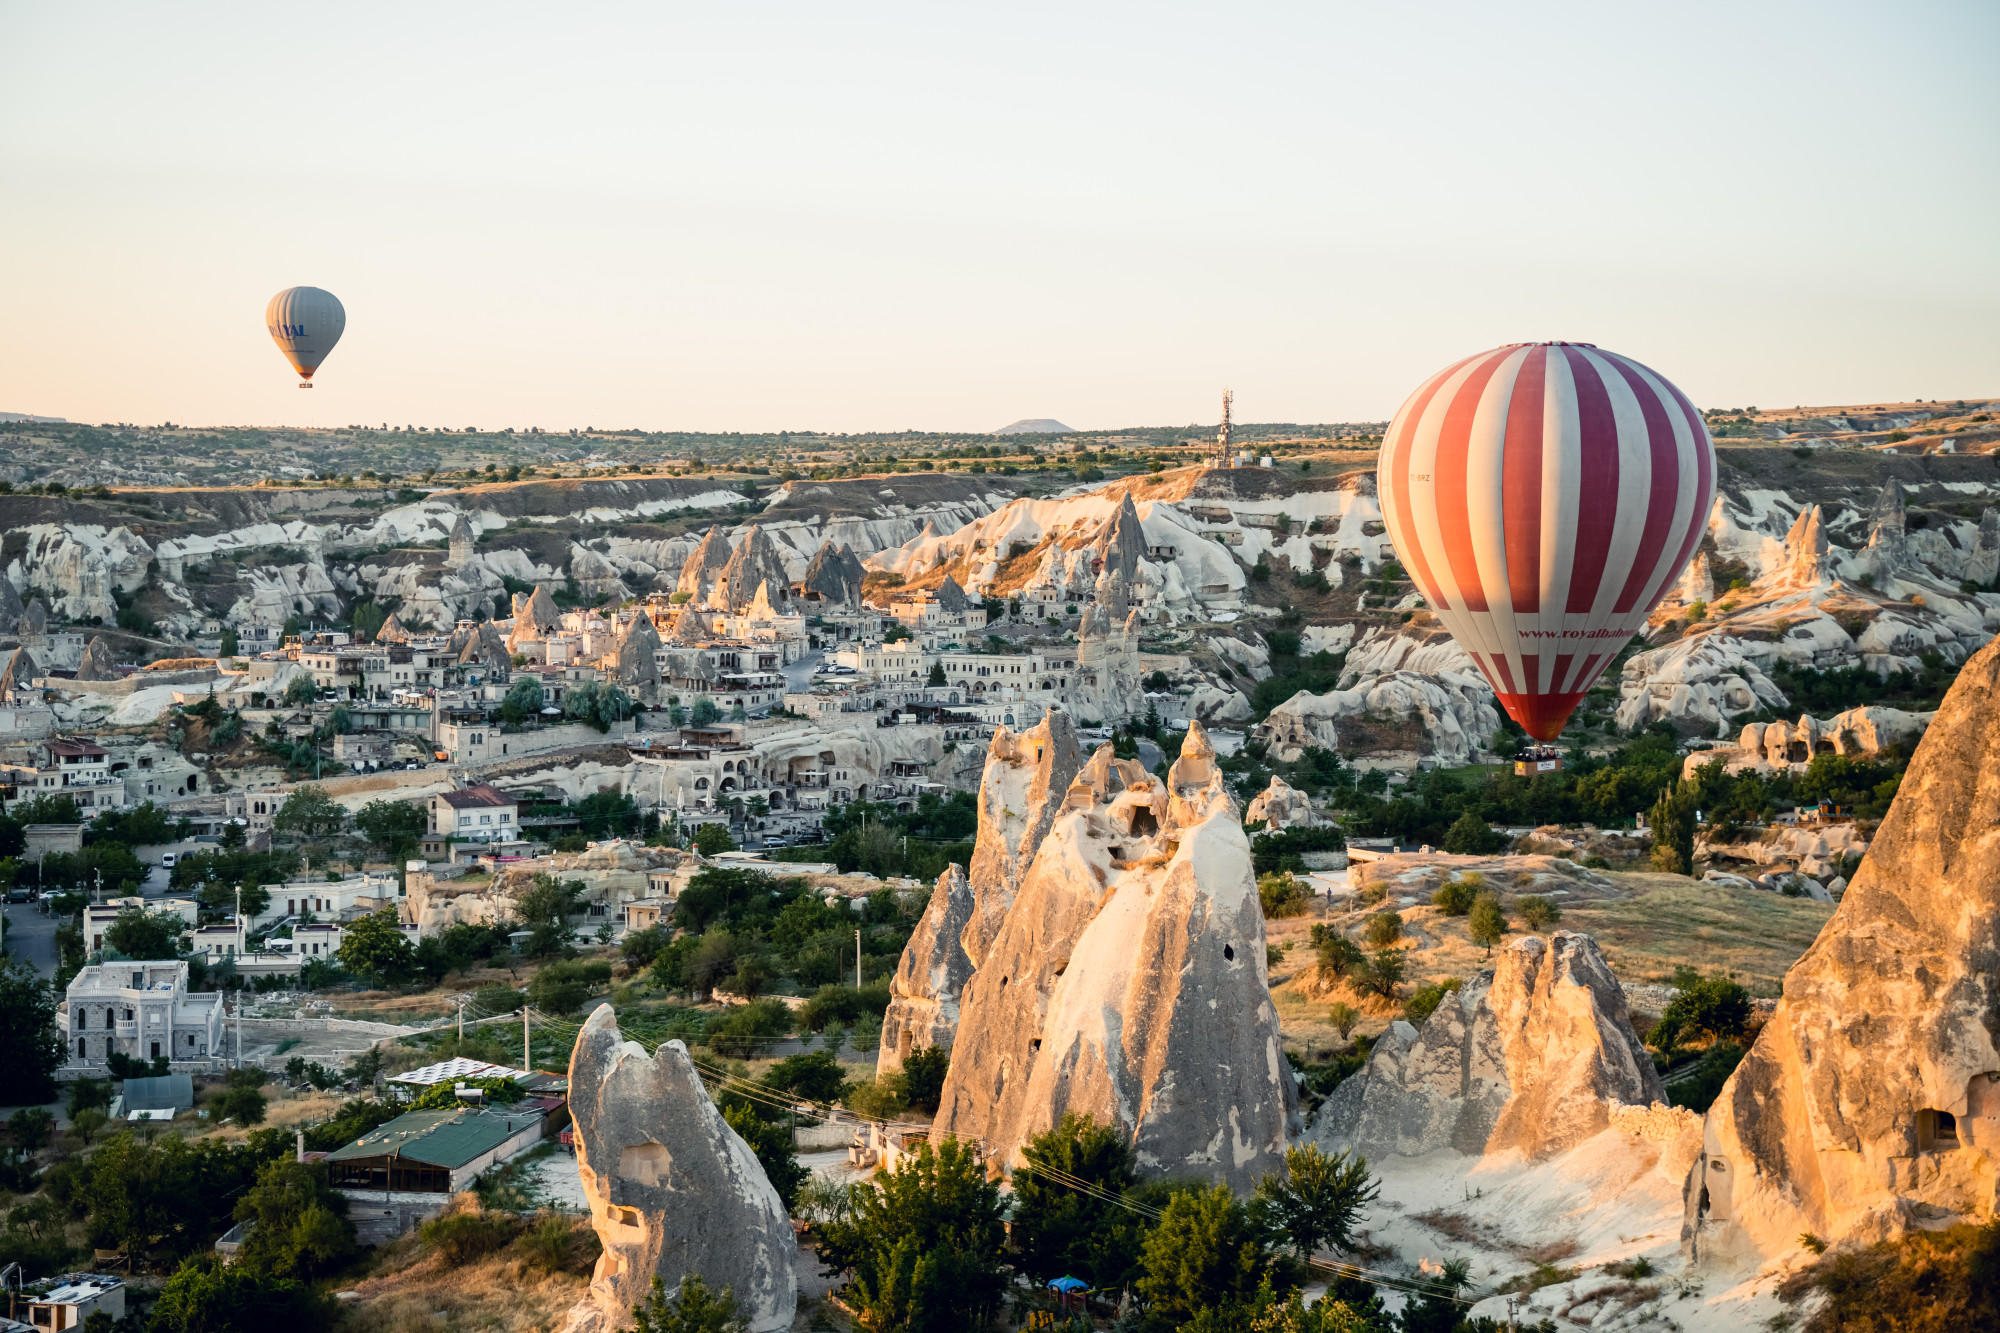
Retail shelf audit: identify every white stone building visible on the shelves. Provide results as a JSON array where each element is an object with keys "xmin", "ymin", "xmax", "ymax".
[{"xmin": 63, "ymin": 960, "xmax": 224, "ymax": 1070}]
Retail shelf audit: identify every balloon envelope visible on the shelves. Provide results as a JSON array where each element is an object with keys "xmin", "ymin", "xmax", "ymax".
[
  {"xmin": 265, "ymin": 286, "xmax": 346, "ymax": 380},
  {"xmin": 1376, "ymin": 342, "xmax": 1714, "ymax": 741}
]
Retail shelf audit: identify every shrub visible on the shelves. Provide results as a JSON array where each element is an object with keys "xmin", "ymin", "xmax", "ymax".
[
  {"xmin": 1667, "ymin": 1042, "xmax": 1747, "ymax": 1113},
  {"xmin": 844, "ymin": 1076, "xmax": 908, "ymax": 1120},
  {"xmin": 1442, "ymin": 811, "xmax": 1505, "ymax": 855},
  {"xmin": 1651, "ymin": 973, "xmax": 1752, "ymax": 1048},
  {"xmin": 1363, "ymin": 911, "xmax": 1402, "ymax": 949},
  {"xmin": 1310, "ymin": 927, "xmax": 1364, "ymax": 983},
  {"xmin": 213, "ymin": 1070, "xmax": 269, "ymax": 1126},
  {"xmin": 1431, "ymin": 878, "xmax": 1476, "ymax": 915},
  {"xmin": 419, "ymin": 1207, "xmax": 518, "ymax": 1263},
  {"xmin": 1402, "ymin": 977, "xmax": 1463, "ymax": 1027},
  {"xmin": 1327, "ymin": 1001, "xmax": 1360, "ymax": 1040},
  {"xmin": 1354, "ymin": 949, "xmax": 1405, "ymax": 1000},
  {"xmin": 1517, "ymin": 895, "xmax": 1561, "ymax": 930},
  {"xmin": 900, "ymin": 1045, "xmax": 950, "ymax": 1114},
  {"xmin": 703, "ymin": 998, "xmax": 792, "ymax": 1058},
  {"xmin": 1257, "ymin": 871, "xmax": 1311, "ymax": 919}
]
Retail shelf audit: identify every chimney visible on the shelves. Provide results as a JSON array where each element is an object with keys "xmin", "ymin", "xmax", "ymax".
[{"xmin": 295, "ymin": 1128, "xmax": 305, "ymax": 1163}]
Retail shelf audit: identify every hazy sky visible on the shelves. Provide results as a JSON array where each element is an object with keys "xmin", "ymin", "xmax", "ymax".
[{"xmin": 3, "ymin": 2, "xmax": 1995, "ymax": 434}]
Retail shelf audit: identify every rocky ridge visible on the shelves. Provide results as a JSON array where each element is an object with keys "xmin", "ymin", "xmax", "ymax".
[
  {"xmin": 561, "ymin": 1010, "xmax": 796, "ymax": 1333},
  {"xmin": 1309, "ymin": 931, "xmax": 1676, "ymax": 1163},
  {"xmin": 1685, "ymin": 634, "xmax": 2000, "ymax": 1274},
  {"xmin": 933, "ymin": 723, "xmax": 1299, "ymax": 1191}
]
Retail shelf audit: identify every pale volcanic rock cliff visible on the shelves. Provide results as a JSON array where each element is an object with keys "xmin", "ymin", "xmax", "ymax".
[
  {"xmin": 933, "ymin": 723, "xmax": 1299, "ymax": 1191},
  {"xmin": 1311, "ymin": 931, "xmax": 1666, "ymax": 1162},
  {"xmin": 877, "ymin": 863, "xmax": 976, "ymax": 1078},
  {"xmin": 561, "ymin": 1011, "xmax": 796, "ymax": 1333},
  {"xmin": 960, "ymin": 712, "xmax": 1085, "ymax": 968},
  {"xmin": 1686, "ymin": 635, "xmax": 2000, "ymax": 1273}
]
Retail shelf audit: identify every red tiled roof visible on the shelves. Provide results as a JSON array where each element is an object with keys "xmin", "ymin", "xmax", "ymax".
[{"xmin": 436, "ymin": 784, "xmax": 516, "ymax": 810}]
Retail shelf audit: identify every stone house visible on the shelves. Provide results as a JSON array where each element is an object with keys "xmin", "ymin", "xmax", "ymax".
[{"xmin": 63, "ymin": 960, "xmax": 223, "ymax": 1070}]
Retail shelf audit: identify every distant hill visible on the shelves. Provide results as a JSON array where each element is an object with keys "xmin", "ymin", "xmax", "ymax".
[
  {"xmin": 0, "ymin": 413, "xmax": 67, "ymax": 423},
  {"xmin": 992, "ymin": 418, "xmax": 1073, "ymax": 436}
]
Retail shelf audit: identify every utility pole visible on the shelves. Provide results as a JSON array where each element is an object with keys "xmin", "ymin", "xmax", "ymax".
[
  {"xmin": 523, "ymin": 1005, "xmax": 531, "ymax": 1073},
  {"xmin": 855, "ymin": 928, "xmax": 861, "ymax": 989},
  {"xmin": 456, "ymin": 994, "xmax": 467, "ymax": 1044}
]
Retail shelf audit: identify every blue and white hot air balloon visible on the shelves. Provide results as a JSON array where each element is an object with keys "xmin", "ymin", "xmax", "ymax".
[{"xmin": 265, "ymin": 286, "xmax": 346, "ymax": 387}]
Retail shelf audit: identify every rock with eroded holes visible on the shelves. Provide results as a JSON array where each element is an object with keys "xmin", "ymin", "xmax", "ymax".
[{"xmin": 559, "ymin": 1010, "xmax": 795, "ymax": 1333}]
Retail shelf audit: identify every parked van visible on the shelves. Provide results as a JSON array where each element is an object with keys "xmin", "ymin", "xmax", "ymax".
[{"xmin": 160, "ymin": 853, "xmax": 178, "ymax": 870}]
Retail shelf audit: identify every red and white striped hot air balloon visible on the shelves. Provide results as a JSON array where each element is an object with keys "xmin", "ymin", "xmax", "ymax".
[{"xmin": 1377, "ymin": 342, "xmax": 1715, "ymax": 742}]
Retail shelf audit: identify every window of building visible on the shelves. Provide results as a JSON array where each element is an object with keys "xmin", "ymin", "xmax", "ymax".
[{"xmin": 1918, "ymin": 1108, "xmax": 1960, "ymax": 1150}]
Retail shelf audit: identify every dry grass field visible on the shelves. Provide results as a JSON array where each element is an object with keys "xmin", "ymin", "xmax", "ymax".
[{"xmin": 1268, "ymin": 871, "xmax": 1837, "ymax": 1058}]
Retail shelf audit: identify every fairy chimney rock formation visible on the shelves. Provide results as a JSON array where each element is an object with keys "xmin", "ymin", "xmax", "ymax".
[
  {"xmin": 675, "ymin": 526, "xmax": 733, "ymax": 606},
  {"xmin": 560, "ymin": 1010, "xmax": 796, "ymax": 1333},
  {"xmin": 447, "ymin": 514, "xmax": 476, "ymax": 568},
  {"xmin": 1686, "ymin": 634, "xmax": 2000, "ymax": 1274},
  {"xmin": 1864, "ymin": 477, "xmax": 1911, "ymax": 578},
  {"xmin": 934, "ymin": 721, "xmax": 1299, "ymax": 1191},
  {"xmin": 1679, "ymin": 551, "xmax": 1716, "ymax": 604},
  {"xmin": 1245, "ymin": 775, "xmax": 1318, "ymax": 831},
  {"xmin": 1783, "ymin": 504, "xmax": 1831, "ymax": 585},
  {"xmin": 877, "ymin": 863, "xmax": 976, "ymax": 1078},
  {"xmin": 718, "ymin": 526, "xmax": 791, "ymax": 614},
  {"xmin": 961, "ymin": 711, "xmax": 1084, "ymax": 967},
  {"xmin": 75, "ymin": 636, "xmax": 120, "ymax": 682},
  {"xmin": 799, "ymin": 542, "xmax": 864, "ymax": 607},
  {"xmin": 1310, "ymin": 931, "xmax": 1665, "ymax": 1162}
]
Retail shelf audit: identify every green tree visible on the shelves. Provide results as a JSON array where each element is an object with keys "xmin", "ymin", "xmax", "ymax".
[
  {"xmin": 1468, "ymin": 891, "xmax": 1508, "ymax": 956},
  {"xmin": 1649, "ymin": 779, "xmax": 1700, "ymax": 875},
  {"xmin": 1327, "ymin": 1001, "xmax": 1360, "ymax": 1041},
  {"xmin": 273, "ymin": 786, "xmax": 344, "ymax": 840},
  {"xmin": 563, "ymin": 681, "xmax": 637, "ymax": 733},
  {"xmin": 1249, "ymin": 1144, "xmax": 1379, "ymax": 1262},
  {"xmin": 814, "ymin": 1137, "xmax": 1007, "ymax": 1331},
  {"xmin": 1137, "ymin": 1184, "xmax": 1275, "ymax": 1327},
  {"xmin": 630, "ymin": 1275, "xmax": 747, "ymax": 1333},
  {"xmin": 213, "ymin": 1070, "xmax": 268, "ymax": 1126},
  {"xmin": 354, "ymin": 799, "xmax": 425, "ymax": 857},
  {"xmin": 0, "ymin": 956, "xmax": 64, "ymax": 1104},
  {"xmin": 1363, "ymin": 911, "xmax": 1402, "ymax": 949},
  {"xmin": 1431, "ymin": 877, "xmax": 1476, "ymax": 915},
  {"xmin": 1441, "ymin": 810, "xmax": 1504, "ymax": 855},
  {"xmin": 104, "ymin": 907, "xmax": 185, "ymax": 961},
  {"xmin": 219, "ymin": 627, "xmax": 238, "ymax": 658},
  {"xmin": 87, "ymin": 800, "xmax": 177, "ymax": 849},
  {"xmin": 499, "ymin": 676, "xmax": 546, "ymax": 727},
  {"xmin": 526, "ymin": 958, "xmax": 610, "ymax": 1016},
  {"xmin": 281, "ymin": 673, "xmax": 316, "ymax": 708},
  {"xmin": 689, "ymin": 697, "xmax": 722, "ymax": 727},
  {"xmin": 1517, "ymin": 894, "xmax": 1561, "ymax": 930},
  {"xmin": 232, "ymin": 1158, "xmax": 357, "ymax": 1280},
  {"xmin": 1010, "ymin": 1113, "xmax": 1146, "ymax": 1288},
  {"xmin": 693, "ymin": 823, "xmax": 736, "ymax": 856},
  {"xmin": 719, "ymin": 1101, "xmax": 806, "ymax": 1209},
  {"xmin": 515, "ymin": 874, "xmax": 587, "ymax": 957},
  {"xmin": 900, "ymin": 1045, "xmax": 950, "ymax": 1114},
  {"xmin": 149, "ymin": 1256, "xmax": 335, "ymax": 1333},
  {"xmin": 336, "ymin": 909, "xmax": 414, "ymax": 987},
  {"xmin": 1650, "ymin": 973, "xmax": 1752, "ymax": 1049}
]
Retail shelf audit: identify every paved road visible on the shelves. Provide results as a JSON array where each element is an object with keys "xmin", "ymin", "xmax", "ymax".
[
  {"xmin": 3, "ymin": 898, "xmax": 61, "ymax": 978},
  {"xmin": 782, "ymin": 649, "xmax": 825, "ymax": 696},
  {"xmin": 4, "ymin": 855, "xmax": 180, "ymax": 979}
]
